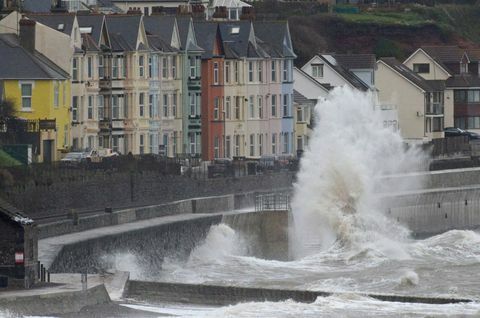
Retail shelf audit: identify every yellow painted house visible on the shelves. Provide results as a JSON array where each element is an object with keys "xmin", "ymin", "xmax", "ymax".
[{"xmin": 0, "ymin": 32, "xmax": 70, "ymax": 162}]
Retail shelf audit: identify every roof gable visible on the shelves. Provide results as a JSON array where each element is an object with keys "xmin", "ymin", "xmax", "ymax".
[
  {"xmin": 378, "ymin": 57, "xmax": 431, "ymax": 92},
  {"xmin": 403, "ymin": 48, "xmax": 452, "ymax": 78}
]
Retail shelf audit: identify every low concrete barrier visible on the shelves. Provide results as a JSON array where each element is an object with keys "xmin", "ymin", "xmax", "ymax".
[
  {"xmin": 192, "ymin": 195, "xmax": 234, "ymax": 214},
  {"xmin": 38, "ymin": 195, "xmax": 228, "ymax": 239},
  {"xmin": 125, "ymin": 280, "xmax": 472, "ymax": 306},
  {"xmin": 0, "ymin": 284, "xmax": 110, "ymax": 315}
]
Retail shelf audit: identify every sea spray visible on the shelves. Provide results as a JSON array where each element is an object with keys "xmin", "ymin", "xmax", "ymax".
[{"xmin": 291, "ymin": 87, "xmax": 425, "ymax": 259}]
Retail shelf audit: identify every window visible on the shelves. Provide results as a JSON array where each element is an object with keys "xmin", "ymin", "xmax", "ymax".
[
  {"xmin": 249, "ymin": 95, "xmax": 255, "ymax": 118},
  {"xmin": 214, "ymin": 97, "xmax": 220, "ymax": 120},
  {"xmin": 249, "ymin": 134, "xmax": 255, "ymax": 156},
  {"xmin": 112, "ymin": 57, "xmax": 119, "ymax": 78},
  {"xmin": 189, "ymin": 133, "xmax": 196, "ymax": 154},
  {"xmin": 99, "ymin": 56, "xmax": 104, "ymax": 78},
  {"xmin": 122, "ymin": 57, "xmax": 127, "ymax": 78},
  {"xmin": 297, "ymin": 136, "xmax": 304, "ymax": 151},
  {"xmin": 214, "ymin": 136, "xmax": 220, "ymax": 159},
  {"xmin": 234, "ymin": 61, "xmax": 239, "ymax": 83},
  {"xmin": 283, "ymin": 60, "xmax": 290, "ymax": 82},
  {"xmin": 226, "ymin": 135, "xmax": 231, "ymax": 158},
  {"xmin": 172, "ymin": 57, "xmax": 177, "ymax": 78},
  {"xmin": 139, "ymin": 134, "xmax": 145, "ymax": 154},
  {"xmin": 173, "ymin": 131, "xmax": 177, "ymax": 155},
  {"xmin": 258, "ymin": 134, "xmax": 263, "ymax": 156},
  {"xmin": 225, "ymin": 61, "xmax": 230, "ymax": 84},
  {"xmin": 454, "ymin": 90, "xmax": 480, "ymax": 103},
  {"xmin": 297, "ymin": 106, "xmax": 304, "ymax": 122},
  {"xmin": 88, "ymin": 136, "xmax": 94, "ymax": 150},
  {"xmin": 271, "ymin": 60, "xmax": 276, "ymax": 82},
  {"xmin": 235, "ymin": 96, "xmax": 241, "ymax": 119},
  {"xmin": 87, "ymin": 56, "xmax": 93, "ymax": 78},
  {"xmin": 460, "ymin": 62, "xmax": 468, "ymax": 74},
  {"xmin": 124, "ymin": 94, "xmax": 129, "ymax": 118},
  {"xmin": 283, "ymin": 133, "xmax": 289, "ymax": 153},
  {"xmin": 271, "ymin": 95, "xmax": 277, "ymax": 117},
  {"xmin": 72, "ymin": 96, "xmax": 78, "ymax": 121},
  {"xmin": 283, "ymin": 94, "xmax": 289, "ymax": 117},
  {"xmin": 163, "ymin": 134, "xmax": 169, "ymax": 157},
  {"xmin": 235, "ymin": 135, "xmax": 240, "ymax": 156},
  {"xmin": 112, "ymin": 136, "xmax": 119, "ymax": 153},
  {"xmin": 432, "ymin": 117, "xmax": 444, "ymax": 132},
  {"xmin": 112, "ymin": 95, "xmax": 119, "ymax": 119},
  {"xmin": 72, "ymin": 58, "xmax": 78, "ymax": 81},
  {"xmin": 162, "ymin": 58, "xmax": 168, "ymax": 79},
  {"xmin": 468, "ymin": 90, "xmax": 480, "ymax": 103},
  {"xmin": 190, "ymin": 93, "xmax": 196, "ymax": 116},
  {"xmin": 139, "ymin": 55, "xmax": 145, "ymax": 78},
  {"xmin": 189, "ymin": 57, "xmax": 196, "ymax": 78},
  {"xmin": 248, "ymin": 61, "xmax": 254, "ymax": 82},
  {"xmin": 54, "ymin": 82, "xmax": 59, "ymax": 108},
  {"xmin": 258, "ymin": 61, "xmax": 263, "ymax": 83},
  {"xmin": 137, "ymin": 93, "xmax": 144, "ymax": 117},
  {"xmin": 149, "ymin": 134, "xmax": 154, "ymax": 154},
  {"xmin": 149, "ymin": 94, "xmax": 153, "ymax": 117},
  {"xmin": 258, "ymin": 96, "xmax": 263, "ymax": 119},
  {"xmin": 97, "ymin": 95, "xmax": 104, "ymax": 119},
  {"xmin": 413, "ymin": 63, "xmax": 430, "ymax": 74},
  {"xmin": 148, "ymin": 56, "xmax": 152, "ymax": 78},
  {"xmin": 225, "ymin": 96, "xmax": 231, "ymax": 119},
  {"xmin": 213, "ymin": 62, "xmax": 219, "ymax": 84},
  {"xmin": 272, "ymin": 133, "xmax": 276, "ymax": 154},
  {"xmin": 87, "ymin": 95, "xmax": 94, "ymax": 119},
  {"xmin": 172, "ymin": 93, "xmax": 177, "ymax": 118},
  {"xmin": 21, "ymin": 83, "xmax": 32, "ymax": 109},
  {"xmin": 311, "ymin": 63, "xmax": 324, "ymax": 78},
  {"xmin": 163, "ymin": 94, "xmax": 169, "ymax": 117}
]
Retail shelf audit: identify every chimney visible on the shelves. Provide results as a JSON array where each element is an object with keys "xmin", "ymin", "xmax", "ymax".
[{"xmin": 19, "ymin": 19, "xmax": 36, "ymax": 53}]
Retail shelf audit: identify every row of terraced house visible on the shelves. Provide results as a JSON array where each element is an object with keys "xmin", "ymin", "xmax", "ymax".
[{"xmin": 0, "ymin": 11, "xmax": 296, "ymax": 162}]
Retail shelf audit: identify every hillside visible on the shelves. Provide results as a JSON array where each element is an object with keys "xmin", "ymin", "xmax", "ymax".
[{"xmin": 256, "ymin": 4, "xmax": 480, "ymax": 66}]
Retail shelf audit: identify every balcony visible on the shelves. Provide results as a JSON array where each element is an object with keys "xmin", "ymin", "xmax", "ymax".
[
  {"xmin": 426, "ymin": 103, "xmax": 444, "ymax": 116},
  {"xmin": 188, "ymin": 76, "xmax": 201, "ymax": 89},
  {"xmin": 99, "ymin": 120, "xmax": 111, "ymax": 131}
]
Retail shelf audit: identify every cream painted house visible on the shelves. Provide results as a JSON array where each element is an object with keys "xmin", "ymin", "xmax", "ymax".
[{"xmin": 376, "ymin": 57, "xmax": 447, "ymax": 143}]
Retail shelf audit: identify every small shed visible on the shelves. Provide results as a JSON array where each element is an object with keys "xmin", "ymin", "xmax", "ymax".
[{"xmin": 0, "ymin": 199, "xmax": 37, "ymax": 288}]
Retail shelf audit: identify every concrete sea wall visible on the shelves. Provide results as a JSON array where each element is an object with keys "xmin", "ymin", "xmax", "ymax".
[
  {"xmin": 0, "ymin": 284, "xmax": 110, "ymax": 315},
  {"xmin": 125, "ymin": 280, "xmax": 472, "ymax": 306},
  {"xmin": 48, "ymin": 215, "xmax": 222, "ymax": 274}
]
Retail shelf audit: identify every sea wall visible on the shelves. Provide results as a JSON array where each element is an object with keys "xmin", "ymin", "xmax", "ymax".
[
  {"xmin": 0, "ymin": 284, "xmax": 110, "ymax": 315},
  {"xmin": 125, "ymin": 281, "xmax": 471, "ymax": 306},
  {"xmin": 38, "ymin": 195, "xmax": 233, "ymax": 239},
  {"xmin": 222, "ymin": 211, "xmax": 290, "ymax": 261}
]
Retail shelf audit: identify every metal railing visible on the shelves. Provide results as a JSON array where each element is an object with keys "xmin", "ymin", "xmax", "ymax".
[{"xmin": 254, "ymin": 191, "xmax": 290, "ymax": 212}]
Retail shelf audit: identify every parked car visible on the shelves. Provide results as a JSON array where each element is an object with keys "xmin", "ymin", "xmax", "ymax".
[
  {"xmin": 60, "ymin": 152, "xmax": 86, "ymax": 166},
  {"xmin": 444, "ymin": 127, "xmax": 480, "ymax": 140}
]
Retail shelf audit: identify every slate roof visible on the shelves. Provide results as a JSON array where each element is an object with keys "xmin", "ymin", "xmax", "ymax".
[
  {"xmin": 0, "ymin": 198, "xmax": 33, "ymax": 226},
  {"xmin": 293, "ymin": 90, "xmax": 315, "ymax": 105},
  {"xmin": 219, "ymin": 21, "xmax": 260, "ymax": 58},
  {"xmin": 106, "ymin": 15, "xmax": 142, "ymax": 52},
  {"xmin": 23, "ymin": 0, "xmax": 51, "ymax": 13},
  {"xmin": 334, "ymin": 53, "xmax": 376, "ymax": 70},
  {"xmin": 253, "ymin": 21, "xmax": 295, "ymax": 58},
  {"xmin": 143, "ymin": 15, "xmax": 176, "ymax": 45},
  {"xmin": 193, "ymin": 21, "xmax": 221, "ymax": 59},
  {"xmin": 26, "ymin": 13, "xmax": 76, "ymax": 36},
  {"xmin": 421, "ymin": 46, "xmax": 467, "ymax": 63},
  {"xmin": 0, "ymin": 34, "xmax": 68, "ymax": 80},
  {"xmin": 380, "ymin": 57, "xmax": 436, "ymax": 92},
  {"xmin": 77, "ymin": 14, "xmax": 105, "ymax": 46},
  {"xmin": 147, "ymin": 34, "xmax": 176, "ymax": 53},
  {"xmin": 176, "ymin": 16, "xmax": 190, "ymax": 50},
  {"xmin": 446, "ymin": 74, "xmax": 480, "ymax": 88},
  {"xmin": 319, "ymin": 54, "xmax": 369, "ymax": 91},
  {"xmin": 82, "ymin": 33, "xmax": 100, "ymax": 51}
]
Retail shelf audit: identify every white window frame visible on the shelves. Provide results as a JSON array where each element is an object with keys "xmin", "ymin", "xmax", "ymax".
[{"xmin": 21, "ymin": 82, "xmax": 33, "ymax": 110}]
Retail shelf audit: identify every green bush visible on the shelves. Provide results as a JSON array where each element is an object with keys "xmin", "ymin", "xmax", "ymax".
[{"xmin": 374, "ymin": 37, "xmax": 403, "ymax": 59}]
